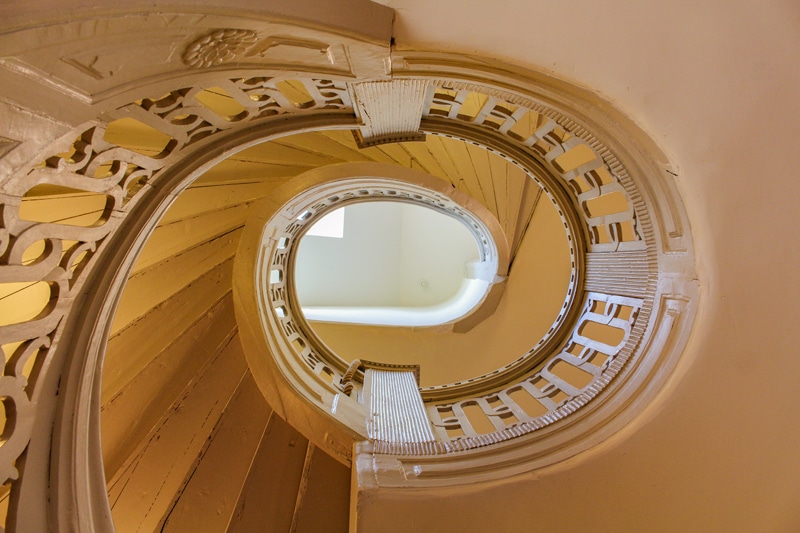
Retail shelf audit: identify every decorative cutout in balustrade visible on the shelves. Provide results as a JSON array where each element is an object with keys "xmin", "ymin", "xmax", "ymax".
[
  {"xmin": 428, "ymin": 293, "xmax": 643, "ymax": 443},
  {"xmin": 237, "ymin": 80, "xmax": 663, "ymax": 457},
  {"xmin": 0, "ymin": 76, "xmax": 353, "ymax": 494},
  {"xmin": 1, "ymin": 64, "xmax": 686, "ymax": 519},
  {"xmin": 423, "ymin": 86, "xmax": 646, "ymax": 254}
]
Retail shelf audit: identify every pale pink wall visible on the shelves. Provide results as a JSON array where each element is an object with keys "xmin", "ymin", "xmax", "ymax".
[{"xmin": 358, "ymin": 1, "xmax": 800, "ymax": 531}]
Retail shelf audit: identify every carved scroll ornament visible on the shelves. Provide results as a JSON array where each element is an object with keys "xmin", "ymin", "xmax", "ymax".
[{"xmin": 183, "ymin": 29, "xmax": 259, "ymax": 68}]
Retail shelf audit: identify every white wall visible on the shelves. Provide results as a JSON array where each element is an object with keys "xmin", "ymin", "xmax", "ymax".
[
  {"xmin": 398, "ymin": 204, "xmax": 479, "ymax": 306},
  {"xmin": 295, "ymin": 202, "xmax": 479, "ymax": 308},
  {"xmin": 295, "ymin": 202, "xmax": 403, "ymax": 307}
]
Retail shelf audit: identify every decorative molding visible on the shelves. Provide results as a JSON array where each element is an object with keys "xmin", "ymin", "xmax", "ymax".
[
  {"xmin": 0, "ymin": 75, "xmax": 357, "ymax": 529},
  {"xmin": 183, "ymin": 29, "xmax": 349, "ymax": 70},
  {"xmin": 61, "ymin": 55, "xmax": 108, "ymax": 80},
  {"xmin": 364, "ymin": 368, "xmax": 435, "ymax": 444},
  {"xmin": 0, "ymin": 57, "xmax": 93, "ymax": 104},
  {"xmin": 183, "ymin": 29, "xmax": 259, "ymax": 68},
  {"xmin": 584, "ymin": 250, "xmax": 654, "ymax": 298},
  {"xmin": 351, "ymin": 80, "xmax": 429, "ymax": 146},
  {"xmin": 422, "ymin": 84, "xmax": 648, "ymax": 254}
]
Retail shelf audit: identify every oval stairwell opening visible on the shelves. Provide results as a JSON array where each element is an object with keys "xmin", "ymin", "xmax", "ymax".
[{"xmin": 294, "ymin": 200, "xmax": 488, "ymax": 328}]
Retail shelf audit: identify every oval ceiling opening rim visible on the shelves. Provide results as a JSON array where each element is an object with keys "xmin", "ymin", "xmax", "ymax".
[
  {"xmin": 236, "ymin": 158, "xmax": 583, "ymax": 391},
  {"xmin": 262, "ymin": 161, "xmax": 513, "ymax": 361}
]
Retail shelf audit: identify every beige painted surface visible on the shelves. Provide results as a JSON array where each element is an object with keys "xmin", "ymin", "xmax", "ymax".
[
  {"xmin": 102, "ymin": 293, "xmax": 239, "ymax": 479},
  {"xmin": 352, "ymin": 1, "xmax": 800, "ymax": 531}
]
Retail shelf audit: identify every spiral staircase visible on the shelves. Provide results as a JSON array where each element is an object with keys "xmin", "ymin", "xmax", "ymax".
[
  {"xmin": 1, "ymin": 2, "xmax": 798, "ymax": 533},
  {"xmin": 100, "ymin": 127, "xmax": 555, "ymax": 532}
]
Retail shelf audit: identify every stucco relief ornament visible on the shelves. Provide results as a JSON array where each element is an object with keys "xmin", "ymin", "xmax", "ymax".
[{"xmin": 183, "ymin": 29, "xmax": 258, "ymax": 68}]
